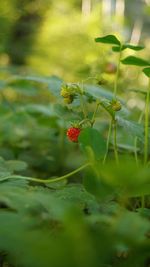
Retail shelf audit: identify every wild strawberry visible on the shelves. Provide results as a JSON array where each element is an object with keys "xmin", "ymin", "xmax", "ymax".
[{"xmin": 67, "ymin": 127, "xmax": 81, "ymax": 142}]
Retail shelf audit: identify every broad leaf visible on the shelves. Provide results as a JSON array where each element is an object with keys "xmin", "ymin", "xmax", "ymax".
[
  {"xmin": 112, "ymin": 44, "xmax": 144, "ymax": 52},
  {"xmin": 121, "ymin": 56, "xmax": 150, "ymax": 66},
  {"xmin": 143, "ymin": 67, "xmax": 150, "ymax": 78},
  {"xmin": 122, "ymin": 44, "xmax": 144, "ymax": 51},
  {"xmin": 95, "ymin": 35, "xmax": 121, "ymax": 46},
  {"xmin": 84, "ymin": 84, "xmax": 118, "ymax": 100},
  {"xmin": 79, "ymin": 128, "xmax": 106, "ymax": 160},
  {"xmin": 83, "ymin": 170, "xmax": 114, "ymax": 200}
]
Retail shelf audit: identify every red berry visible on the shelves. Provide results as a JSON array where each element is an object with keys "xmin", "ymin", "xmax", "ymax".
[{"xmin": 67, "ymin": 127, "xmax": 81, "ymax": 142}]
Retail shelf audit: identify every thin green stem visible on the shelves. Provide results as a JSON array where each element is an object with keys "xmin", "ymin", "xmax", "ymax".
[
  {"xmin": 59, "ymin": 120, "xmax": 66, "ymax": 173},
  {"xmin": 134, "ymin": 110, "xmax": 144, "ymax": 165},
  {"xmin": 80, "ymin": 94, "xmax": 87, "ymax": 119},
  {"xmin": 114, "ymin": 47, "xmax": 122, "ymax": 99},
  {"xmin": 134, "ymin": 137, "xmax": 138, "ymax": 166},
  {"xmin": 103, "ymin": 119, "xmax": 112, "ymax": 164},
  {"xmin": 0, "ymin": 163, "xmax": 90, "ymax": 184},
  {"xmin": 113, "ymin": 119, "xmax": 119, "ymax": 164},
  {"xmin": 142, "ymin": 78, "xmax": 150, "ymax": 209},
  {"xmin": 112, "ymin": 46, "xmax": 122, "ymax": 162},
  {"xmin": 91, "ymin": 102, "xmax": 100, "ymax": 126},
  {"xmin": 144, "ymin": 78, "xmax": 150, "ymax": 165}
]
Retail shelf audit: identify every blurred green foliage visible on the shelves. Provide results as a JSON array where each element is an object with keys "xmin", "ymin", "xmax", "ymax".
[{"xmin": 0, "ymin": 1, "xmax": 150, "ymax": 267}]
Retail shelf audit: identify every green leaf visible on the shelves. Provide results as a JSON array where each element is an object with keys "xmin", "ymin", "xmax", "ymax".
[
  {"xmin": 9, "ymin": 75, "xmax": 63, "ymax": 97},
  {"xmin": 121, "ymin": 56, "xmax": 150, "ymax": 66},
  {"xmin": 79, "ymin": 128, "xmax": 106, "ymax": 160},
  {"xmin": 84, "ymin": 84, "xmax": 115, "ymax": 100},
  {"xmin": 95, "ymin": 35, "xmax": 121, "ymax": 46},
  {"xmin": 122, "ymin": 44, "xmax": 145, "ymax": 51},
  {"xmin": 6, "ymin": 160, "xmax": 28, "ymax": 172},
  {"xmin": 83, "ymin": 170, "xmax": 114, "ymax": 200},
  {"xmin": 112, "ymin": 44, "xmax": 144, "ymax": 52},
  {"xmin": 143, "ymin": 67, "xmax": 150, "ymax": 78},
  {"xmin": 112, "ymin": 46, "xmax": 121, "ymax": 52},
  {"xmin": 117, "ymin": 117, "xmax": 145, "ymax": 141},
  {"xmin": 21, "ymin": 104, "xmax": 56, "ymax": 117}
]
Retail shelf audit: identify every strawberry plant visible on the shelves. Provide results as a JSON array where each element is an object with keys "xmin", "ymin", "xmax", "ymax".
[{"xmin": 0, "ymin": 35, "xmax": 150, "ymax": 267}]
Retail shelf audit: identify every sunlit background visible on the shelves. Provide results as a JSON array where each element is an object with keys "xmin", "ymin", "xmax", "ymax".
[{"xmin": 0, "ymin": 0, "xmax": 150, "ymax": 81}]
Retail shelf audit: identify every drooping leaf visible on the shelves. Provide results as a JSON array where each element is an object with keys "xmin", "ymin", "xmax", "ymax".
[
  {"xmin": 112, "ymin": 44, "xmax": 144, "ymax": 52},
  {"xmin": 79, "ymin": 128, "xmax": 106, "ymax": 160},
  {"xmin": 95, "ymin": 35, "xmax": 121, "ymax": 46},
  {"xmin": 143, "ymin": 67, "xmax": 150, "ymax": 78},
  {"xmin": 84, "ymin": 84, "xmax": 113, "ymax": 100},
  {"xmin": 122, "ymin": 44, "xmax": 145, "ymax": 51},
  {"xmin": 121, "ymin": 56, "xmax": 150, "ymax": 66}
]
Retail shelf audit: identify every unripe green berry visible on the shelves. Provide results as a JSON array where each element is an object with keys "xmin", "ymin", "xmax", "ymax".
[
  {"xmin": 64, "ymin": 95, "xmax": 74, "ymax": 104},
  {"xmin": 60, "ymin": 87, "xmax": 70, "ymax": 98},
  {"xmin": 111, "ymin": 101, "xmax": 122, "ymax": 111}
]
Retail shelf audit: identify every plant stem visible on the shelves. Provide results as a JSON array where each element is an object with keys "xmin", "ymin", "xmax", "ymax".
[
  {"xmin": 80, "ymin": 81, "xmax": 87, "ymax": 119},
  {"xmin": 0, "ymin": 163, "xmax": 90, "ymax": 184},
  {"xmin": 91, "ymin": 102, "xmax": 100, "ymax": 126},
  {"xmin": 59, "ymin": 120, "xmax": 66, "ymax": 173},
  {"xmin": 144, "ymin": 78, "xmax": 150, "ymax": 165},
  {"xmin": 113, "ymin": 119, "xmax": 119, "ymax": 164},
  {"xmin": 112, "ymin": 46, "xmax": 122, "ymax": 162},
  {"xmin": 142, "ymin": 78, "xmax": 150, "ymax": 209},
  {"xmin": 103, "ymin": 119, "xmax": 112, "ymax": 164},
  {"xmin": 114, "ymin": 47, "xmax": 122, "ymax": 99},
  {"xmin": 134, "ymin": 110, "xmax": 144, "ymax": 165}
]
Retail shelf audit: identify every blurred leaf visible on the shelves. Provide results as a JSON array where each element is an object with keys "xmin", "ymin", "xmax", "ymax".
[
  {"xmin": 137, "ymin": 208, "xmax": 150, "ymax": 219},
  {"xmin": 83, "ymin": 170, "xmax": 114, "ymax": 200},
  {"xmin": 113, "ymin": 211, "xmax": 150, "ymax": 244},
  {"xmin": 117, "ymin": 117, "xmax": 147, "ymax": 141},
  {"xmin": 6, "ymin": 160, "xmax": 28, "ymax": 172},
  {"xmin": 95, "ymin": 35, "xmax": 121, "ymax": 46},
  {"xmin": 143, "ymin": 67, "xmax": 150, "ymax": 78},
  {"xmin": 9, "ymin": 75, "xmax": 63, "ymax": 97},
  {"xmin": 84, "ymin": 84, "xmax": 117, "ymax": 100},
  {"xmin": 21, "ymin": 104, "xmax": 56, "ymax": 117},
  {"xmin": 79, "ymin": 128, "xmax": 106, "ymax": 160},
  {"xmin": 8, "ymin": 79, "xmax": 39, "ymax": 96},
  {"xmin": 121, "ymin": 56, "xmax": 150, "ymax": 66}
]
